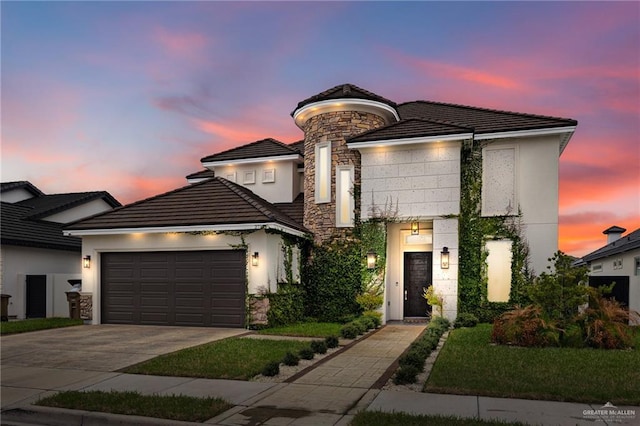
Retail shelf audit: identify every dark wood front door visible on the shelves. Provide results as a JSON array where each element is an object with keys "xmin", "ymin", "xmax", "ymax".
[
  {"xmin": 404, "ymin": 252, "xmax": 432, "ymax": 317},
  {"xmin": 26, "ymin": 275, "xmax": 47, "ymax": 318}
]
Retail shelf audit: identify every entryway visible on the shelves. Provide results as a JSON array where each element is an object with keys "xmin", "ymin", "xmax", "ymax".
[{"xmin": 403, "ymin": 252, "xmax": 431, "ymax": 317}]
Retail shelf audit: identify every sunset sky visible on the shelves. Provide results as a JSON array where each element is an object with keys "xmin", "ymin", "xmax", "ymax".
[{"xmin": 2, "ymin": 1, "xmax": 638, "ymax": 258}]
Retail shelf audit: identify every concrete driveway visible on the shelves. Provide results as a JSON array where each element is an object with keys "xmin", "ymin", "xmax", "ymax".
[{"xmin": 1, "ymin": 324, "xmax": 247, "ymax": 409}]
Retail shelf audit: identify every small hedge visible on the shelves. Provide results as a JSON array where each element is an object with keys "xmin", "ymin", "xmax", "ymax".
[
  {"xmin": 299, "ymin": 347, "xmax": 315, "ymax": 360},
  {"xmin": 282, "ymin": 351, "xmax": 299, "ymax": 366},
  {"xmin": 325, "ymin": 335, "xmax": 340, "ymax": 348},
  {"xmin": 310, "ymin": 340, "xmax": 328, "ymax": 354},
  {"xmin": 340, "ymin": 314, "xmax": 380, "ymax": 339},
  {"xmin": 454, "ymin": 313, "xmax": 479, "ymax": 328},
  {"xmin": 261, "ymin": 361, "xmax": 280, "ymax": 377},
  {"xmin": 394, "ymin": 317, "xmax": 450, "ymax": 385}
]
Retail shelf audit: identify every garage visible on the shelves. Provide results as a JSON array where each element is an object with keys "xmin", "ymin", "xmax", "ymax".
[{"xmin": 101, "ymin": 250, "xmax": 246, "ymax": 327}]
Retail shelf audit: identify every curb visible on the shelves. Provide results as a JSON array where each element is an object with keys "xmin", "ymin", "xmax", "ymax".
[{"xmin": 0, "ymin": 405, "xmax": 203, "ymax": 426}]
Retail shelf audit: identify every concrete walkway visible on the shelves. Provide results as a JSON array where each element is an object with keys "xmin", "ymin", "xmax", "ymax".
[{"xmin": 2, "ymin": 324, "xmax": 639, "ymax": 426}]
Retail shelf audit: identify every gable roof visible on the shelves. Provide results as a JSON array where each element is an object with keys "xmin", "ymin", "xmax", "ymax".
[
  {"xmin": 582, "ymin": 228, "xmax": 640, "ymax": 263},
  {"xmin": 274, "ymin": 193, "xmax": 304, "ymax": 226},
  {"xmin": 1, "ymin": 202, "xmax": 81, "ymax": 251},
  {"xmin": 292, "ymin": 83, "xmax": 397, "ymax": 115},
  {"xmin": 288, "ymin": 139, "xmax": 305, "ymax": 154},
  {"xmin": 186, "ymin": 169, "xmax": 215, "ymax": 181},
  {"xmin": 65, "ymin": 177, "xmax": 307, "ymax": 236},
  {"xmin": 1, "ymin": 181, "xmax": 44, "ymax": 197},
  {"xmin": 17, "ymin": 192, "xmax": 121, "ymax": 220},
  {"xmin": 201, "ymin": 138, "xmax": 302, "ymax": 164}
]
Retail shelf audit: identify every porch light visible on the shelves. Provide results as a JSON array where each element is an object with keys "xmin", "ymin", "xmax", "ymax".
[
  {"xmin": 83, "ymin": 255, "xmax": 91, "ymax": 269},
  {"xmin": 411, "ymin": 222, "xmax": 419, "ymax": 235},
  {"xmin": 251, "ymin": 252, "xmax": 259, "ymax": 267},
  {"xmin": 440, "ymin": 247, "xmax": 450, "ymax": 269},
  {"xmin": 366, "ymin": 250, "xmax": 377, "ymax": 270}
]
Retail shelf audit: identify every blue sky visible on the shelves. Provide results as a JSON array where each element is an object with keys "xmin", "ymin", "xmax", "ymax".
[{"xmin": 2, "ymin": 1, "xmax": 638, "ymax": 256}]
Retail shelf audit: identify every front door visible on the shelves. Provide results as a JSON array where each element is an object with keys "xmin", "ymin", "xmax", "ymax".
[
  {"xmin": 404, "ymin": 252, "xmax": 432, "ymax": 317},
  {"xmin": 26, "ymin": 275, "xmax": 47, "ymax": 318}
]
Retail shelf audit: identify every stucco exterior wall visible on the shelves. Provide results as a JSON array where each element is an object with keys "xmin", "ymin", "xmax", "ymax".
[
  {"xmin": 432, "ymin": 218, "xmax": 459, "ymax": 321},
  {"xmin": 359, "ymin": 141, "xmax": 461, "ymax": 220},
  {"xmin": 482, "ymin": 136, "xmax": 561, "ymax": 275},
  {"xmin": 589, "ymin": 249, "xmax": 640, "ymax": 317},
  {"xmin": 213, "ymin": 160, "xmax": 300, "ymax": 203},
  {"xmin": 41, "ymin": 199, "xmax": 116, "ymax": 224},
  {"xmin": 0, "ymin": 245, "xmax": 80, "ymax": 318},
  {"xmin": 79, "ymin": 230, "xmax": 297, "ymax": 324}
]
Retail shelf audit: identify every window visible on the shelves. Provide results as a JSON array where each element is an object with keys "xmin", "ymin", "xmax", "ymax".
[
  {"xmin": 315, "ymin": 142, "xmax": 331, "ymax": 203},
  {"xmin": 243, "ymin": 171, "xmax": 256, "ymax": 185},
  {"xmin": 225, "ymin": 172, "xmax": 236, "ymax": 182},
  {"xmin": 336, "ymin": 165, "xmax": 354, "ymax": 227},
  {"xmin": 592, "ymin": 263, "xmax": 602, "ymax": 273},
  {"xmin": 482, "ymin": 147, "xmax": 516, "ymax": 216},
  {"xmin": 635, "ymin": 257, "xmax": 640, "ymax": 276},
  {"xmin": 613, "ymin": 258, "xmax": 623, "ymax": 270},
  {"xmin": 486, "ymin": 240, "xmax": 512, "ymax": 302},
  {"xmin": 263, "ymin": 168, "xmax": 275, "ymax": 183}
]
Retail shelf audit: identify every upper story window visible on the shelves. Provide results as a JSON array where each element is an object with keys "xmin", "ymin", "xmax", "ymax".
[
  {"xmin": 336, "ymin": 165, "xmax": 354, "ymax": 227},
  {"xmin": 635, "ymin": 257, "xmax": 640, "ymax": 276},
  {"xmin": 315, "ymin": 142, "xmax": 331, "ymax": 203},
  {"xmin": 613, "ymin": 258, "xmax": 623, "ymax": 270},
  {"xmin": 482, "ymin": 146, "xmax": 516, "ymax": 216},
  {"xmin": 592, "ymin": 263, "xmax": 602, "ymax": 273}
]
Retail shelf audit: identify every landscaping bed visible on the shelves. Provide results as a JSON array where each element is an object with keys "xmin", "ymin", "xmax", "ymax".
[
  {"xmin": 257, "ymin": 322, "xmax": 342, "ymax": 338},
  {"xmin": 0, "ymin": 317, "xmax": 83, "ymax": 335},
  {"xmin": 351, "ymin": 411, "xmax": 528, "ymax": 426}
]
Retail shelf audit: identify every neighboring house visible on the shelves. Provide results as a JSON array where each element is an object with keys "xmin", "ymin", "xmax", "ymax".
[
  {"xmin": 65, "ymin": 83, "xmax": 577, "ymax": 327},
  {"xmin": 1, "ymin": 181, "xmax": 121, "ymax": 319},
  {"xmin": 581, "ymin": 226, "xmax": 640, "ymax": 315}
]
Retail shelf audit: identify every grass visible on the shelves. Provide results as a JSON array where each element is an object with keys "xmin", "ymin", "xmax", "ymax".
[
  {"xmin": 123, "ymin": 337, "xmax": 311, "ymax": 380},
  {"xmin": 37, "ymin": 390, "xmax": 231, "ymax": 422},
  {"xmin": 425, "ymin": 324, "xmax": 640, "ymax": 405},
  {"xmin": 351, "ymin": 411, "xmax": 528, "ymax": 426},
  {"xmin": 0, "ymin": 317, "xmax": 83, "ymax": 335},
  {"xmin": 257, "ymin": 322, "xmax": 342, "ymax": 338}
]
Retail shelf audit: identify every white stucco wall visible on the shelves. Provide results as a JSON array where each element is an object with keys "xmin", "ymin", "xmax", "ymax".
[
  {"xmin": 359, "ymin": 141, "xmax": 461, "ymax": 219},
  {"xmin": 213, "ymin": 160, "xmax": 301, "ymax": 203},
  {"xmin": 482, "ymin": 136, "xmax": 561, "ymax": 275},
  {"xmin": 432, "ymin": 218, "xmax": 459, "ymax": 321},
  {"xmin": 79, "ymin": 229, "xmax": 298, "ymax": 324},
  {"xmin": 0, "ymin": 245, "xmax": 81, "ymax": 318},
  {"xmin": 42, "ymin": 199, "xmax": 116, "ymax": 224},
  {"xmin": 589, "ymin": 249, "xmax": 640, "ymax": 317}
]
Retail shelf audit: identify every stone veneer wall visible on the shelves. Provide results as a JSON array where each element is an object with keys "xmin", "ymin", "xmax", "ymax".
[
  {"xmin": 302, "ymin": 111, "xmax": 386, "ymax": 244},
  {"xmin": 80, "ymin": 293, "xmax": 92, "ymax": 320}
]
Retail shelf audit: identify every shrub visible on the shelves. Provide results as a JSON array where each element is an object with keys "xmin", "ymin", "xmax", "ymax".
[
  {"xmin": 423, "ymin": 286, "xmax": 444, "ymax": 317},
  {"xmin": 299, "ymin": 347, "xmax": 315, "ymax": 360},
  {"xmin": 362, "ymin": 310, "xmax": 382, "ymax": 327},
  {"xmin": 431, "ymin": 316, "xmax": 451, "ymax": 330},
  {"xmin": 352, "ymin": 320, "xmax": 368, "ymax": 335},
  {"xmin": 358, "ymin": 316, "xmax": 375, "ymax": 330},
  {"xmin": 310, "ymin": 340, "xmax": 328, "ymax": 354},
  {"xmin": 340, "ymin": 323, "xmax": 359, "ymax": 339},
  {"xmin": 282, "ymin": 351, "xmax": 299, "ymax": 366},
  {"xmin": 561, "ymin": 323, "xmax": 585, "ymax": 348},
  {"xmin": 454, "ymin": 313, "xmax": 479, "ymax": 328},
  {"xmin": 266, "ymin": 285, "xmax": 305, "ymax": 327},
  {"xmin": 578, "ymin": 288, "xmax": 638, "ymax": 349},
  {"xmin": 261, "ymin": 361, "xmax": 280, "ymax": 377},
  {"xmin": 491, "ymin": 305, "xmax": 560, "ymax": 347},
  {"xmin": 398, "ymin": 350, "xmax": 425, "ymax": 370},
  {"xmin": 393, "ymin": 365, "xmax": 419, "ymax": 385},
  {"xmin": 356, "ymin": 292, "xmax": 383, "ymax": 312},
  {"xmin": 325, "ymin": 335, "xmax": 339, "ymax": 348}
]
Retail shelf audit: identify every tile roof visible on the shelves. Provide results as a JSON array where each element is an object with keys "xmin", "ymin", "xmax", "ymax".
[
  {"xmin": 1, "ymin": 181, "xmax": 44, "ymax": 197},
  {"xmin": 292, "ymin": 83, "xmax": 397, "ymax": 116},
  {"xmin": 17, "ymin": 192, "xmax": 121, "ymax": 220},
  {"xmin": 348, "ymin": 118, "xmax": 473, "ymax": 143},
  {"xmin": 186, "ymin": 169, "xmax": 215, "ymax": 180},
  {"xmin": 397, "ymin": 101, "xmax": 577, "ymax": 135},
  {"xmin": 288, "ymin": 139, "xmax": 305, "ymax": 154},
  {"xmin": 66, "ymin": 177, "xmax": 307, "ymax": 234},
  {"xmin": 1, "ymin": 202, "xmax": 81, "ymax": 251},
  {"xmin": 201, "ymin": 138, "xmax": 302, "ymax": 163},
  {"xmin": 274, "ymin": 193, "xmax": 304, "ymax": 226},
  {"xmin": 582, "ymin": 228, "xmax": 640, "ymax": 263}
]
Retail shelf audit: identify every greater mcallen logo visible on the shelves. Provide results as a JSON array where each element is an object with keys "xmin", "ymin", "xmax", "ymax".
[{"xmin": 583, "ymin": 402, "xmax": 636, "ymax": 422}]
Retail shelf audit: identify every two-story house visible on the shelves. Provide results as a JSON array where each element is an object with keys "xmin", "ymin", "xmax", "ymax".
[
  {"xmin": 1, "ymin": 181, "xmax": 120, "ymax": 319},
  {"xmin": 65, "ymin": 83, "xmax": 577, "ymax": 327}
]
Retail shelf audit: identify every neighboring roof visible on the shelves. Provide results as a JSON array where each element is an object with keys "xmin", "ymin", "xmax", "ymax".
[
  {"xmin": 1, "ymin": 202, "xmax": 81, "ymax": 251},
  {"xmin": 397, "ymin": 101, "xmax": 577, "ymax": 135},
  {"xmin": 603, "ymin": 225, "xmax": 627, "ymax": 235},
  {"xmin": 17, "ymin": 192, "xmax": 121, "ymax": 220},
  {"xmin": 201, "ymin": 138, "xmax": 302, "ymax": 164},
  {"xmin": 186, "ymin": 169, "xmax": 215, "ymax": 180},
  {"xmin": 65, "ymin": 177, "xmax": 307, "ymax": 234},
  {"xmin": 348, "ymin": 118, "xmax": 473, "ymax": 144},
  {"xmin": 289, "ymin": 139, "xmax": 305, "ymax": 154},
  {"xmin": 582, "ymin": 228, "xmax": 640, "ymax": 263},
  {"xmin": 274, "ymin": 193, "xmax": 304, "ymax": 226},
  {"xmin": 1, "ymin": 181, "xmax": 44, "ymax": 197},
  {"xmin": 292, "ymin": 83, "xmax": 398, "ymax": 116}
]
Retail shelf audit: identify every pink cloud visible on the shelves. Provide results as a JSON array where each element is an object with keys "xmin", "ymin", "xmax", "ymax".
[{"xmin": 152, "ymin": 27, "xmax": 207, "ymax": 57}]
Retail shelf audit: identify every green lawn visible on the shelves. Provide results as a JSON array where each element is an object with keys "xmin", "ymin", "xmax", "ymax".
[
  {"xmin": 257, "ymin": 322, "xmax": 342, "ymax": 338},
  {"xmin": 37, "ymin": 391, "xmax": 231, "ymax": 422},
  {"xmin": 351, "ymin": 411, "xmax": 528, "ymax": 426},
  {"xmin": 123, "ymin": 337, "xmax": 312, "ymax": 380},
  {"xmin": 425, "ymin": 324, "xmax": 640, "ymax": 405},
  {"xmin": 0, "ymin": 317, "xmax": 83, "ymax": 335}
]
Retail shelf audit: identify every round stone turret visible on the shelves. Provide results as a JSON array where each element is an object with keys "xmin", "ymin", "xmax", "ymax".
[{"xmin": 292, "ymin": 84, "xmax": 398, "ymax": 244}]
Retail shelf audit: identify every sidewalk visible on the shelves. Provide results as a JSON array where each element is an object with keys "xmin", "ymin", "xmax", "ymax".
[{"xmin": 2, "ymin": 324, "xmax": 639, "ymax": 426}]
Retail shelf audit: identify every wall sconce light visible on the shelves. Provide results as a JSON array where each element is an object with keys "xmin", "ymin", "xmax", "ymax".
[
  {"xmin": 366, "ymin": 250, "xmax": 377, "ymax": 270},
  {"xmin": 441, "ymin": 247, "xmax": 450, "ymax": 269},
  {"xmin": 411, "ymin": 222, "xmax": 419, "ymax": 235},
  {"xmin": 83, "ymin": 255, "xmax": 91, "ymax": 269},
  {"xmin": 251, "ymin": 252, "xmax": 259, "ymax": 267}
]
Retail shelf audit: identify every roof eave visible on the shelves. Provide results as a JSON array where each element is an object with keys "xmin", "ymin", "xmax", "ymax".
[
  {"xmin": 202, "ymin": 154, "xmax": 302, "ymax": 168},
  {"xmin": 347, "ymin": 133, "xmax": 472, "ymax": 149},
  {"xmin": 293, "ymin": 98, "xmax": 399, "ymax": 129}
]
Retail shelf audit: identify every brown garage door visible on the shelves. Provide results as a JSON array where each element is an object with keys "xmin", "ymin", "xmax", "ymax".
[{"xmin": 101, "ymin": 250, "xmax": 246, "ymax": 327}]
